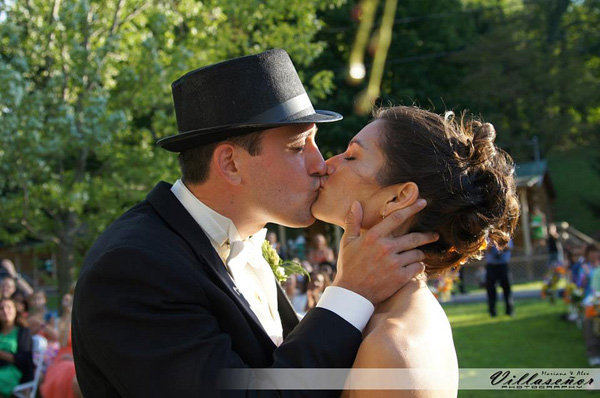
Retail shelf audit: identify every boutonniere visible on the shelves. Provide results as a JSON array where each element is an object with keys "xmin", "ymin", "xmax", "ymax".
[{"xmin": 262, "ymin": 241, "xmax": 309, "ymax": 283}]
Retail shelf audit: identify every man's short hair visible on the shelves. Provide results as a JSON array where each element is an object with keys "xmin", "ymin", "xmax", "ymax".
[{"xmin": 178, "ymin": 131, "xmax": 264, "ymax": 184}]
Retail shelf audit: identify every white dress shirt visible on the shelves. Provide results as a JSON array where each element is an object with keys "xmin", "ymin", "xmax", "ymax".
[{"xmin": 170, "ymin": 179, "xmax": 374, "ymax": 340}]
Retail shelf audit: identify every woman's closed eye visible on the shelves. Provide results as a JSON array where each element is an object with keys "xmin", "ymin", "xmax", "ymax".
[{"xmin": 343, "ymin": 150, "xmax": 356, "ymax": 161}]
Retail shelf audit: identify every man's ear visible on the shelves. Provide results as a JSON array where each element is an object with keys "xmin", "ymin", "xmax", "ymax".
[
  {"xmin": 381, "ymin": 182, "xmax": 419, "ymax": 218},
  {"xmin": 212, "ymin": 143, "xmax": 242, "ymax": 184}
]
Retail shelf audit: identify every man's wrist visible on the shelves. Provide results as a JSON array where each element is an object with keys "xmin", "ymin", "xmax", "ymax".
[
  {"xmin": 331, "ymin": 281, "xmax": 373, "ymax": 305},
  {"xmin": 316, "ymin": 286, "xmax": 374, "ymax": 332}
]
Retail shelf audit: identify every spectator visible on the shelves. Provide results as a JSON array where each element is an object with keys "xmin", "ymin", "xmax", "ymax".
[
  {"xmin": 580, "ymin": 244, "xmax": 600, "ymax": 299},
  {"xmin": 0, "ymin": 260, "xmax": 33, "ymax": 298},
  {"xmin": 27, "ymin": 315, "xmax": 59, "ymax": 375},
  {"xmin": 281, "ymin": 275, "xmax": 296, "ymax": 303},
  {"xmin": 266, "ymin": 232, "xmax": 286, "ymax": 260},
  {"xmin": 58, "ymin": 293, "xmax": 73, "ymax": 348},
  {"xmin": 294, "ymin": 234, "xmax": 307, "ymax": 261},
  {"xmin": 569, "ymin": 245, "xmax": 586, "ymax": 290},
  {"xmin": 291, "ymin": 274, "xmax": 308, "ymax": 317},
  {"xmin": 28, "ymin": 290, "xmax": 58, "ymax": 324},
  {"xmin": 0, "ymin": 278, "xmax": 16, "ymax": 300},
  {"xmin": 581, "ymin": 244, "xmax": 600, "ymax": 366},
  {"xmin": 547, "ymin": 224, "xmax": 564, "ymax": 266},
  {"xmin": 0, "ymin": 298, "xmax": 34, "ymax": 396},
  {"xmin": 485, "ymin": 240, "xmax": 514, "ymax": 317},
  {"xmin": 11, "ymin": 292, "xmax": 29, "ymax": 326},
  {"xmin": 305, "ymin": 271, "xmax": 326, "ymax": 312},
  {"xmin": 307, "ymin": 233, "xmax": 335, "ymax": 267},
  {"xmin": 40, "ymin": 292, "xmax": 81, "ymax": 398},
  {"xmin": 318, "ymin": 262, "xmax": 335, "ymax": 287}
]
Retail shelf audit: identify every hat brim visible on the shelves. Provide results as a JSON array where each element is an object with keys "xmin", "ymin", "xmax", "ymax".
[{"xmin": 157, "ymin": 110, "xmax": 342, "ymax": 152}]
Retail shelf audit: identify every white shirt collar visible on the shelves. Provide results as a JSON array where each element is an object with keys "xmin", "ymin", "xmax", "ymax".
[{"xmin": 170, "ymin": 179, "xmax": 242, "ymax": 248}]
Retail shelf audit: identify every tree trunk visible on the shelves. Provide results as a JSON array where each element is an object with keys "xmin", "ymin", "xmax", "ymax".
[
  {"xmin": 55, "ymin": 238, "xmax": 75, "ymax": 299},
  {"xmin": 56, "ymin": 211, "xmax": 78, "ymax": 300}
]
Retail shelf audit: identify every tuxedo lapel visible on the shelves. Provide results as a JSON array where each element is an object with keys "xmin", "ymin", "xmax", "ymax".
[
  {"xmin": 146, "ymin": 182, "xmax": 276, "ymax": 349},
  {"xmin": 277, "ymin": 283, "xmax": 300, "ymax": 337}
]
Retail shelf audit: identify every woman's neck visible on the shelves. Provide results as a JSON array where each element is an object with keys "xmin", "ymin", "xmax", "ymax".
[
  {"xmin": 1, "ymin": 323, "xmax": 15, "ymax": 334},
  {"xmin": 375, "ymin": 273, "xmax": 428, "ymax": 312}
]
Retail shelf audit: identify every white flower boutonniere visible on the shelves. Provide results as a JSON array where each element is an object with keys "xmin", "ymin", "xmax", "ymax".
[{"xmin": 261, "ymin": 241, "xmax": 309, "ymax": 284}]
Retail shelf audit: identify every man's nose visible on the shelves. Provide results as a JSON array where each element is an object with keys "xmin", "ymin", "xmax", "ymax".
[{"xmin": 307, "ymin": 146, "xmax": 327, "ymax": 177}]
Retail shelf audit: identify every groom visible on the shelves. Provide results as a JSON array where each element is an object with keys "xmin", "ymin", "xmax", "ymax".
[{"xmin": 72, "ymin": 49, "xmax": 435, "ymax": 397}]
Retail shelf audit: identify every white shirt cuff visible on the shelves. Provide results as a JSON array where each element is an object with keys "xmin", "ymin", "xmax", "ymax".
[{"xmin": 316, "ymin": 286, "xmax": 374, "ymax": 332}]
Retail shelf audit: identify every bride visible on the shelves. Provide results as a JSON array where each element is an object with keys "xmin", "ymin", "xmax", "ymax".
[{"xmin": 312, "ymin": 106, "xmax": 519, "ymax": 397}]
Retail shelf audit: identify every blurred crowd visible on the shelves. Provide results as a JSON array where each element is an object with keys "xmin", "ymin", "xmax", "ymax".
[
  {"xmin": 268, "ymin": 232, "xmax": 338, "ymax": 317},
  {"xmin": 0, "ymin": 258, "xmax": 81, "ymax": 398},
  {"xmin": 541, "ymin": 241, "xmax": 600, "ymax": 366}
]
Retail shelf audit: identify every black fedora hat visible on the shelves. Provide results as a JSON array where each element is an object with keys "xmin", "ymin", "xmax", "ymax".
[{"xmin": 157, "ymin": 49, "xmax": 342, "ymax": 152}]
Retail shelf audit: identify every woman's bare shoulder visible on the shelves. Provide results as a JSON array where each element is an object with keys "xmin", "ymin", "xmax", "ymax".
[
  {"xmin": 344, "ymin": 290, "xmax": 458, "ymax": 397},
  {"xmin": 357, "ymin": 286, "xmax": 457, "ymax": 369}
]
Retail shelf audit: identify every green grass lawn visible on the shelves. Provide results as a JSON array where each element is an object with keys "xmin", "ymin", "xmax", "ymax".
[
  {"xmin": 463, "ymin": 281, "xmax": 544, "ymax": 296},
  {"xmin": 444, "ymin": 298, "xmax": 595, "ymax": 397}
]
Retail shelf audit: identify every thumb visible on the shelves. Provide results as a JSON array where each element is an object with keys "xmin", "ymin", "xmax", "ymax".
[{"xmin": 342, "ymin": 201, "xmax": 363, "ymax": 244}]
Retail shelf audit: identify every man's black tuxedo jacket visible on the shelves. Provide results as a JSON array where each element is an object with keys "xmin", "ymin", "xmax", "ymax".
[{"xmin": 72, "ymin": 182, "xmax": 362, "ymax": 397}]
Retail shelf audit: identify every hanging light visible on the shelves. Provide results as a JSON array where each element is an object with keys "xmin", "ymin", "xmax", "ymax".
[{"xmin": 349, "ymin": 62, "xmax": 366, "ymax": 80}]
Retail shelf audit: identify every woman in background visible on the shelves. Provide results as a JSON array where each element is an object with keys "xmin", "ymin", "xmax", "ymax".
[{"xmin": 0, "ymin": 298, "xmax": 33, "ymax": 397}]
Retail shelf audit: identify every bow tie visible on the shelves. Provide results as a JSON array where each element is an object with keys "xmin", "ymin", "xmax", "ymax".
[{"xmin": 225, "ymin": 228, "xmax": 268, "ymax": 271}]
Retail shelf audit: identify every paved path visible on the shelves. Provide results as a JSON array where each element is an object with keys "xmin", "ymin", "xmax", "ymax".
[{"xmin": 443, "ymin": 289, "xmax": 541, "ymax": 304}]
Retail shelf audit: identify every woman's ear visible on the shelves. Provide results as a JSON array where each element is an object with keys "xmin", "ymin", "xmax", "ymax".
[
  {"xmin": 381, "ymin": 182, "xmax": 419, "ymax": 218},
  {"xmin": 212, "ymin": 143, "xmax": 242, "ymax": 184}
]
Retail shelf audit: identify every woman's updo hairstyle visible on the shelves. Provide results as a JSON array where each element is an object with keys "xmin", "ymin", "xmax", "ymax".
[{"xmin": 374, "ymin": 106, "xmax": 520, "ymax": 276}]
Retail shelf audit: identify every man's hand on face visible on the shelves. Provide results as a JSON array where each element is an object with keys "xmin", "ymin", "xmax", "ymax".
[{"xmin": 332, "ymin": 199, "xmax": 438, "ymax": 305}]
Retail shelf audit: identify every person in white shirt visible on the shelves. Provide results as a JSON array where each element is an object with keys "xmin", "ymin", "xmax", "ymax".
[{"xmin": 72, "ymin": 49, "xmax": 437, "ymax": 397}]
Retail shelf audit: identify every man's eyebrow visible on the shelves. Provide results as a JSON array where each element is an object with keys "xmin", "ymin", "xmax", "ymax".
[
  {"xmin": 289, "ymin": 126, "xmax": 318, "ymax": 142},
  {"xmin": 348, "ymin": 138, "xmax": 365, "ymax": 149}
]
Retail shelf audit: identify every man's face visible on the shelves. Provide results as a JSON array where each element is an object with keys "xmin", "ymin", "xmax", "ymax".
[{"xmin": 239, "ymin": 123, "xmax": 325, "ymax": 227}]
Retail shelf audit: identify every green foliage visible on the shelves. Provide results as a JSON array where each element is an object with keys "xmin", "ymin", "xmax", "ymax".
[
  {"xmin": 547, "ymin": 147, "xmax": 600, "ymax": 235},
  {"xmin": 0, "ymin": 0, "xmax": 345, "ymax": 295},
  {"xmin": 1, "ymin": 0, "xmax": 598, "ymax": 294},
  {"xmin": 310, "ymin": 0, "xmax": 599, "ymax": 160}
]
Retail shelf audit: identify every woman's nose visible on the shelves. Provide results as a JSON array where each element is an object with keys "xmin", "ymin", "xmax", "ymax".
[{"xmin": 325, "ymin": 154, "xmax": 341, "ymax": 175}]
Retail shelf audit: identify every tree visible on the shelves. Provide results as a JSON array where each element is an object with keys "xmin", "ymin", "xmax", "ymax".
[{"xmin": 0, "ymin": 0, "xmax": 345, "ymax": 297}]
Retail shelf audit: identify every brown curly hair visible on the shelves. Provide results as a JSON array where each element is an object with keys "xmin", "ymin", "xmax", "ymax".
[{"xmin": 374, "ymin": 106, "xmax": 520, "ymax": 276}]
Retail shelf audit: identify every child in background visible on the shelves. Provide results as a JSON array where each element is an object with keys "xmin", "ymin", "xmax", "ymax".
[{"xmin": 581, "ymin": 244, "xmax": 600, "ymax": 366}]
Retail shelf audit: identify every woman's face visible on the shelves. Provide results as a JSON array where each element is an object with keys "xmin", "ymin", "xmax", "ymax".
[
  {"xmin": 0, "ymin": 278, "xmax": 16, "ymax": 299},
  {"xmin": 0, "ymin": 300, "xmax": 17, "ymax": 325},
  {"xmin": 312, "ymin": 120, "xmax": 390, "ymax": 229},
  {"xmin": 31, "ymin": 292, "xmax": 46, "ymax": 309},
  {"xmin": 62, "ymin": 293, "xmax": 73, "ymax": 310}
]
